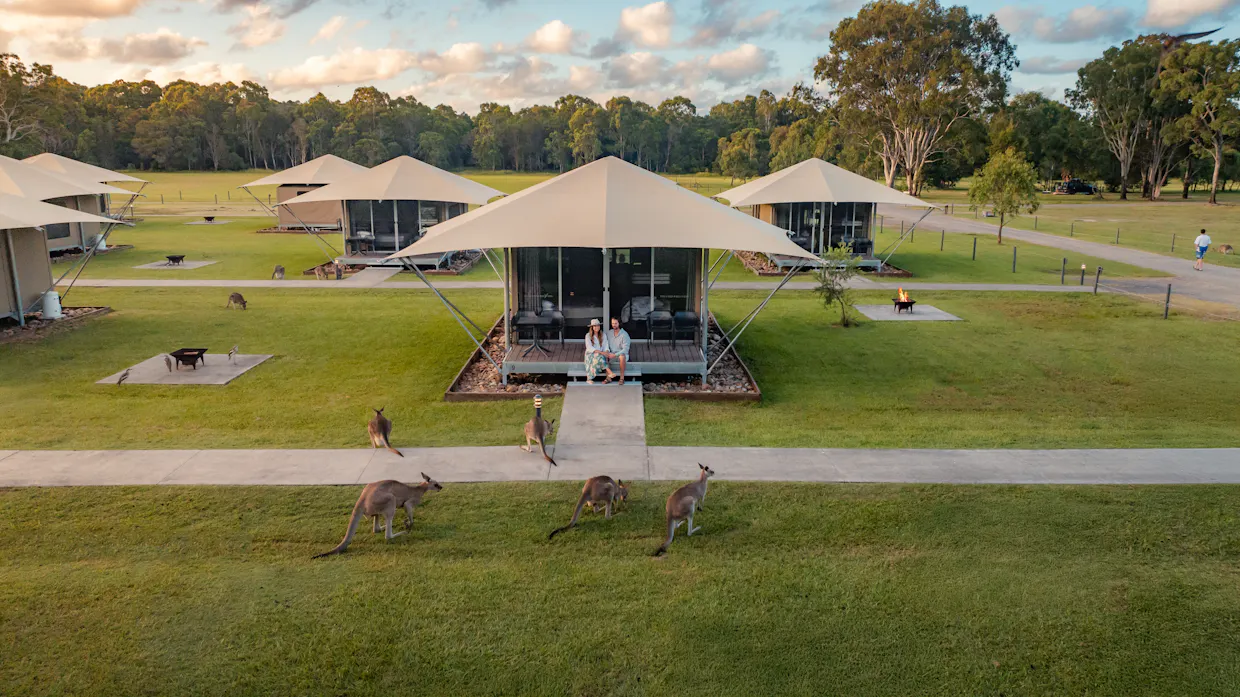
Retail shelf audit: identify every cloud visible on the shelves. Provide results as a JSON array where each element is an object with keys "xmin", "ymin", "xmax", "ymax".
[
  {"xmin": 687, "ymin": 0, "xmax": 780, "ymax": 47},
  {"xmin": 125, "ymin": 61, "xmax": 256, "ymax": 85},
  {"xmin": 995, "ymin": 5, "xmax": 1134, "ymax": 43},
  {"xmin": 0, "ymin": 0, "xmax": 146, "ymax": 17},
  {"xmin": 415, "ymin": 42, "xmax": 492, "ymax": 76},
  {"xmin": 213, "ymin": 0, "xmax": 319, "ymax": 17},
  {"xmin": 605, "ymin": 52, "xmax": 671, "ymax": 88},
  {"xmin": 618, "ymin": 1, "xmax": 675, "ymax": 48},
  {"xmin": 525, "ymin": 19, "xmax": 578, "ymax": 54},
  {"xmin": 311, "ymin": 15, "xmax": 348, "ymax": 44},
  {"xmin": 228, "ymin": 3, "xmax": 285, "ymax": 49},
  {"xmin": 1144, "ymin": 0, "xmax": 1238, "ymax": 28},
  {"xmin": 1018, "ymin": 56, "xmax": 1089, "ymax": 74},
  {"xmin": 403, "ymin": 55, "xmax": 582, "ymax": 111},
  {"xmin": 29, "ymin": 27, "xmax": 206, "ymax": 65},
  {"xmin": 568, "ymin": 65, "xmax": 603, "ymax": 92},
  {"xmin": 268, "ymin": 47, "xmax": 416, "ymax": 89},
  {"xmin": 703, "ymin": 43, "xmax": 774, "ymax": 85}
]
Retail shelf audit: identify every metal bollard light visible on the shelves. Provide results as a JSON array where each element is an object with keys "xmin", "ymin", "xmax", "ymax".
[
  {"xmin": 1012, "ymin": 246, "xmax": 1017, "ymax": 273},
  {"xmin": 1060, "ymin": 258, "xmax": 1066, "ymax": 284},
  {"xmin": 972, "ymin": 237, "xmax": 977, "ymax": 261},
  {"xmin": 1164, "ymin": 284, "xmax": 1172, "ymax": 319},
  {"xmin": 1080, "ymin": 263, "xmax": 1087, "ymax": 285},
  {"xmin": 1094, "ymin": 266, "xmax": 1103, "ymax": 294}
]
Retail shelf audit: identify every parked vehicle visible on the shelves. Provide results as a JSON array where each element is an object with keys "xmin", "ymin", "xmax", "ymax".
[{"xmin": 1053, "ymin": 179, "xmax": 1098, "ymax": 195}]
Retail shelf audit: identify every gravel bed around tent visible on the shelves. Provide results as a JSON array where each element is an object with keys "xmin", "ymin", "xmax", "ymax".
[{"xmin": 0, "ymin": 307, "xmax": 112, "ymax": 345}]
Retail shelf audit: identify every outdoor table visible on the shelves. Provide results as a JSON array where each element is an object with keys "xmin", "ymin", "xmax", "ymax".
[{"xmin": 515, "ymin": 313, "xmax": 557, "ymax": 357}]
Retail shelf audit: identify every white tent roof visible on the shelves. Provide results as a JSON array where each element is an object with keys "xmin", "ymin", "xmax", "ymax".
[
  {"xmin": 278, "ymin": 155, "xmax": 502, "ymax": 206},
  {"xmin": 716, "ymin": 158, "xmax": 934, "ymax": 208},
  {"xmin": 0, "ymin": 193, "xmax": 119, "ymax": 230},
  {"xmin": 23, "ymin": 153, "xmax": 147, "ymax": 184},
  {"xmin": 0, "ymin": 155, "xmax": 131, "ymax": 200},
  {"xmin": 241, "ymin": 154, "xmax": 369, "ymax": 187},
  {"xmin": 391, "ymin": 157, "xmax": 817, "ymax": 260}
]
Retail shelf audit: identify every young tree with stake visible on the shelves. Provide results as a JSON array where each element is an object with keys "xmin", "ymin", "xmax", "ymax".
[
  {"xmin": 814, "ymin": 243, "xmax": 861, "ymax": 326},
  {"xmin": 969, "ymin": 147, "xmax": 1040, "ymax": 244}
]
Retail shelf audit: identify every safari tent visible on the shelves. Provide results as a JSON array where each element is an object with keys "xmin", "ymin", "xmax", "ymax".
[
  {"xmin": 240, "ymin": 154, "xmax": 368, "ymax": 231},
  {"xmin": 0, "ymin": 155, "xmax": 130, "ymax": 254},
  {"xmin": 716, "ymin": 158, "xmax": 933, "ymax": 268},
  {"xmin": 389, "ymin": 156, "xmax": 816, "ymax": 383},
  {"xmin": 1, "ymin": 194, "xmax": 117, "ymax": 325},
  {"xmin": 279, "ymin": 155, "xmax": 502, "ymax": 269}
]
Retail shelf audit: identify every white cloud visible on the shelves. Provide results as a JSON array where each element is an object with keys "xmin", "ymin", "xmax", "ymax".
[
  {"xmin": 404, "ymin": 55, "xmax": 576, "ymax": 111},
  {"xmin": 606, "ymin": 51, "xmax": 670, "ymax": 87},
  {"xmin": 568, "ymin": 64, "xmax": 602, "ymax": 92},
  {"xmin": 1018, "ymin": 56, "xmax": 1088, "ymax": 75},
  {"xmin": 525, "ymin": 19, "xmax": 577, "ymax": 54},
  {"xmin": 311, "ymin": 15, "xmax": 348, "ymax": 44},
  {"xmin": 688, "ymin": 0, "xmax": 780, "ymax": 47},
  {"xmin": 995, "ymin": 5, "xmax": 1134, "ymax": 43},
  {"xmin": 228, "ymin": 3, "xmax": 285, "ymax": 49},
  {"xmin": 125, "ymin": 61, "xmax": 256, "ymax": 85},
  {"xmin": 619, "ymin": 1, "xmax": 675, "ymax": 48},
  {"xmin": 26, "ymin": 27, "xmax": 205, "ymax": 65},
  {"xmin": 268, "ymin": 47, "xmax": 416, "ymax": 89},
  {"xmin": 1, "ymin": 0, "xmax": 147, "ymax": 17},
  {"xmin": 1144, "ymin": 0, "xmax": 1238, "ymax": 28},
  {"xmin": 416, "ymin": 42, "xmax": 492, "ymax": 75},
  {"xmin": 704, "ymin": 43, "xmax": 773, "ymax": 84}
]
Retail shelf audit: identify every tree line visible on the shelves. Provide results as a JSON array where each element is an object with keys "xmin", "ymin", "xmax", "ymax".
[{"xmin": 3, "ymin": 0, "xmax": 1239, "ymax": 202}]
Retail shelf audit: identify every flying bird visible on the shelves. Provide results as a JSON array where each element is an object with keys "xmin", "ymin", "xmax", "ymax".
[
  {"xmin": 1158, "ymin": 28, "xmax": 1222, "ymax": 70},
  {"xmin": 228, "ymin": 345, "xmax": 238, "ymax": 363},
  {"xmin": 117, "ymin": 368, "xmax": 130, "ymax": 385}
]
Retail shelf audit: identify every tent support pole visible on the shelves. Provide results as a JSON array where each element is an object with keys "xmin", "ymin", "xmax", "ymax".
[
  {"xmin": 481, "ymin": 248, "xmax": 502, "ymax": 281},
  {"xmin": 283, "ymin": 206, "xmax": 341, "ymax": 262},
  {"xmin": 51, "ymin": 221, "xmax": 124, "ymax": 306},
  {"xmin": 502, "ymin": 248, "xmax": 510, "ymax": 384},
  {"xmin": 706, "ymin": 262, "xmax": 802, "ymax": 377},
  {"xmin": 709, "ymin": 250, "xmax": 734, "ymax": 288},
  {"xmin": 6, "ymin": 230, "xmax": 24, "ymax": 326},
  {"xmin": 878, "ymin": 208, "xmax": 934, "ymax": 266},
  {"xmin": 700, "ymin": 248, "xmax": 708, "ymax": 382},
  {"xmin": 240, "ymin": 186, "xmax": 277, "ymax": 217},
  {"xmin": 407, "ymin": 261, "xmax": 502, "ymax": 375}
]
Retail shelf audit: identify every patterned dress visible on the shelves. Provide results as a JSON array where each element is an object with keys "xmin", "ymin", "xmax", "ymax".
[{"xmin": 584, "ymin": 332, "xmax": 608, "ymax": 379}]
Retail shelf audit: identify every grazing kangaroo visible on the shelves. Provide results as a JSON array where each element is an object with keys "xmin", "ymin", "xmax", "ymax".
[
  {"xmin": 312, "ymin": 474, "xmax": 443, "ymax": 558},
  {"xmin": 548, "ymin": 476, "xmax": 628, "ymax": 539},
  {"xmin": 314, "ymin": 264, "xmax": 328, "ymax": 281},
  {"xmin": 271, "ymin": 264, "xmax": 285, "ymax": 280},
  {"xmin": 226, "ymin": 292, "xmax": 247, "ymax": 310},
  {"xmin": 652, "ymin": 464, "xmax": 715, "ymax": 557},
  {"xmin": 1220, "ymin": 244, "xmax": 1234, "ymax": 255},
  {"xmin": 367, "ymin": 407, "xmax": 403, "ymax": 457},
  {"xmin": 520, "ymin": 394, "xmax": 556, "ymax": 466}
]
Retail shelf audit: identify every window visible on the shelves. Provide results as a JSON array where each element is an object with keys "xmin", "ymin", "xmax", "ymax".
[{"xmin": 516, "ymin": 248, "xmax": 560, "ymax": 316}]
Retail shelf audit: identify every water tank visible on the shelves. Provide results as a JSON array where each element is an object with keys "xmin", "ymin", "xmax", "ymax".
[
  {"xmin": 41, "ymin": 291, "xmax": 63, "ymax": 320},
  {"xmin": 93, "ymin": 235, "xmax": 107, "ymax": 252}
]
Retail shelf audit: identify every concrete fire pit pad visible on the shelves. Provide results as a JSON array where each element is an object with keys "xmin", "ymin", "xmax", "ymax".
[
  {"xmin": 132, "ymin": 260, "xmax": 219, "ymax": 270},
  {"xmin": 98, "ymin": 353, "xmax": 273, "ymax": 385},
  {"xmin": 855, "ymin": 304, "xmax": 962, "ymax": 322}
]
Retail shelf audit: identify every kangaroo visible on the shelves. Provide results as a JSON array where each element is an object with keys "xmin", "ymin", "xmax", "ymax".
[
  {"xmin": 548, "ymin": 476, "xmax": 629, "ymax": 539},
  {"xmin": 314, "ymin": 264, "xmax": 328, "ymax": 281},
  {"xmin": 520, "ymin": 394, "xmax": 556, "ymax": 466},
  {"xmin": 271, "ymin": 264, "xmax": 285, "ymax": 280},
  {"xmin": 225, "ymin": 292, "xmax": 247, "ymax": 310},
  {"xmin": 1220, "ymin": 244, "xmax": 1234, "ymax": 255},
  {"xmin": 367, "ymin": 407, "xmax": 403, "ymax": 457},
  {"xmin": 312, "ymin": 474, "xmax": 443, "ymax": 558},
  {"xmin": 652, "ymin": 463, "xmax": 715, "ymax": 557}
]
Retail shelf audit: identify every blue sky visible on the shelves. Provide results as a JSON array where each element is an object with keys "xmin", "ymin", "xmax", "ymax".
[{"xmin": 0, "ymin": 0, "xmax": 1235, "ymax": 111}]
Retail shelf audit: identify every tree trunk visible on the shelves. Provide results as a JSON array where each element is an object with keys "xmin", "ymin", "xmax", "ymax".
[
  {"xmin": 1182, "ymin": 159, "xmax": 1191, "ymax": 199},
  {"xmin": 1209, "ymin": 141, "xmax": 1222, "ymax": 205},
  {"xmin": 997, "ymin": 212, "xmax": 1004, "ymax": 245}
]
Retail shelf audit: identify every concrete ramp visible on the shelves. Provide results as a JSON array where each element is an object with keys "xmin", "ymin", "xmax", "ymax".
[
  {"xmin": 342, "ymin": 267, "xmax": 401, "ymax": 287},
  {"xmin": 550, "ymin": 384, "xmax": 648, "ymax": 476}
]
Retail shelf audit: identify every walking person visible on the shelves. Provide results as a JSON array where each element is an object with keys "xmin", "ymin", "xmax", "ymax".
[
  {"xmin": 584, "ymin": 319, "xmax": 614, "ymax": 385},
  {"xmin": 1194, "ymin": 229, "xmax": 1212, "ymax": 271}
]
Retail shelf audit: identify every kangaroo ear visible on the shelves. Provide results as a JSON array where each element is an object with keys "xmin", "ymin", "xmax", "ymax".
[
  {"xmin": 698, "ymin": 463, "xmax": 705, "ymax": 470},
  {"xmin": 421, "ymin": 472, "xmax": 430, "ymax": 480}
]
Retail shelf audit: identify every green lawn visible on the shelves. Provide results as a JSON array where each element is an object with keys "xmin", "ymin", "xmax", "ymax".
[
  {"xmin": 953, "ymin": 203, "xmax": 1240, "ymax": 269},
  {"xmin": 3, "ymin": 483, "xmax": 1238, "ymax": 696},
  {"xmin": 3, "ymin": 288, "xmax": 1239, "ymax": 450}
]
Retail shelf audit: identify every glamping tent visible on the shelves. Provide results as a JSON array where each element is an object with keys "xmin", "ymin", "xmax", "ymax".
[
  {"xmin": 0, "ymin": 155, "xmax": 131, "ymax": 254},
  {"xmin": 716, "ymin": 158, "xmax": 933, "ymax": 268},
  {"xmin": 23, "ymin": 153, "xmax": 147, "ymax": 235},
  {"xmin": 240, "ymin": 154, "xmax": 368, "ymax": 230},
  {"xmin": 279, "ymin": 155, "xmax": 502, "ymax": 268},
  {"xmin": 1, "ymin": 194, "xmax": 117, "ymax": 325},
  {"xmin": 390, "ymin": 156, "xmax": 816, "ymax": 383}
]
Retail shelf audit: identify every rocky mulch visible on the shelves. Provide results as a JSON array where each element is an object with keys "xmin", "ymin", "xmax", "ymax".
[
  {"xmin": 867, "ymin": 264, "xmax": 912, "ymax": 278},
  {"xmin": 49, "ymin": 245, "xmax": 134, "ymax": 265},
  {"xmin": 642, "ymin": 324, "xmax": 759, "ymax": 396},
  {"xmin": 0, "ymin": 307, "xmax": 111, "ymax": 345},
  {"xmin": 734, "ymin": 250, "xmax": 780, "ymax": 275},
  {"xmin": 452, "ymin": 327, "xmax": 567, "ymax": 395}
]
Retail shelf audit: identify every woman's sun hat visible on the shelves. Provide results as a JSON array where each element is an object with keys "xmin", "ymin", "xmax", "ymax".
[{"xmin": 590, "ymin": 318, "xmax": 602, "ymax": 327}]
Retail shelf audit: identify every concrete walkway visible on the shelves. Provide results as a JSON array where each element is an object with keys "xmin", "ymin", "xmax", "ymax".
[
  {"xmin": 552, "ymin": 384, "xmax": 647, "ymax": 467},
  {"xmin": 1, "ymin": 446, "xmax": 1237, "ymax": 486},
  {"xmin": 880, "ymin": 205, "xmax": 1240, "ymax": 309}
]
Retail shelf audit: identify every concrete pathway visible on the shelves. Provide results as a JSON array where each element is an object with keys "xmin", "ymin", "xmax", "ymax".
[
  {"xmin": 552, "ymin": 384, "xmax": 647, "ymax": 468},
  {"xmin": 339, "ymin": 267, "xmax": 401, "ymax": 287},
  {"xmin": 880, "ymin": 205, "xmax": 1240, "ymax": 309},
  {"xmin": 0, "ymin": 446, "xmax": 1237, "ymax": 486}
]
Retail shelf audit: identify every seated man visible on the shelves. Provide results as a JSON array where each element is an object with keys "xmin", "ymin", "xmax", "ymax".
[{"xmin": 604, "ymin": 317, "xmax": 631, "ymax": 384}]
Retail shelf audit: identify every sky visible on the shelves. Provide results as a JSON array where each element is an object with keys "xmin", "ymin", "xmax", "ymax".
[{"xmin": 0, "ymin": 0, "xmax": 1236, "ymax": 112}]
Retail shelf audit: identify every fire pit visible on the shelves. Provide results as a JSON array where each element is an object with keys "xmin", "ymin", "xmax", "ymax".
[
  {"xmin": 166, "ymin": 255, "xmax": 185, "ymax": 266},
  {"xmin": 892, "ymin": 287, "xmax": 916, "ymax": 313},
  {"xmin": 169, "ymin": 348, "xmax": 207, "ymax": 369},
  {"xmin": 203, "ymin": 216, "xmax": 215, "ymax": 223}
]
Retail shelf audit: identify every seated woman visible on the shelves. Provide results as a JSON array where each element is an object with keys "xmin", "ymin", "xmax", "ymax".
[{"xmin": 584, "ymin": 318, "xmax": 616, "ymax": 384}]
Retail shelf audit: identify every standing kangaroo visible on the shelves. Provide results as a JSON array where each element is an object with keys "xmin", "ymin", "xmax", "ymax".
[
  {"xmin": 548, "ymin": 476, "xmax": 629, "ymax": 539},
  {"xmin": 652, "ymin": 464, "xmax": 715, "ymax": 557},
  {"xmin": 521, "ymin": 394, "xmax": 556, "ymax": 466},
  {"xmin": 367, "ymin": 407, "xmax": 403, "ymax": 457},
  {"xmin": 312, "ymin": 474, "xmax": 443, "ymax": 558},
  {"xmin": 314, "ymin": 265, "xmax": 328, "ymax": 281},
  {"xmin": 225, "ymin": 292, "xmax": 247, "ymax": 310},
  {"xmin": 271, "ymin": 264, "xmax": 285, "ymax": 280}
]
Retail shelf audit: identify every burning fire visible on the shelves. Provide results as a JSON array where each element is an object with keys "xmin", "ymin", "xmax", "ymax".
[{"xmin": 897, "ymin": 288, "xmax": 909, "ymax": 302}]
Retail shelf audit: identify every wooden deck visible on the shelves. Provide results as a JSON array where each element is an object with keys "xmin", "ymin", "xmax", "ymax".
[{"xmin": 503, "ymin": 341, "xmax": 705, "ymax": 377}]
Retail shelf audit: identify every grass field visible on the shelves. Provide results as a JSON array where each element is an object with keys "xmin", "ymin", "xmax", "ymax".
[
  {"xmin": 3, "ymin": 288, "xmax": 1239, "ymax": 450},
  {"xmin": 3, "ymin": 483, "xmax": 1239, "ymax": 696}
]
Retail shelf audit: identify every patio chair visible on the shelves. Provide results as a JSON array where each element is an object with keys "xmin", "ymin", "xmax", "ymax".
[
  {"xmin": 647, "ymin": 310, "xmax": 673, "ymax": 345},
  {"xmin": 672, "ymin": 311, "xmax": 699, "ymax": 348}
]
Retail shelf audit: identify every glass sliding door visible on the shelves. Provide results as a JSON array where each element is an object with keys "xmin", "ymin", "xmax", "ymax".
[
  {"xmin": 516, "ymin": 248, "xmax": 560, "ymax": 316},
  {"xmin": 371, "ymin": 200, "xmax": 396, "ymax": 252},
  {"xmin": 827, "ymin": 202, "xmax": 874, "ymax": 256},
  {"xmin": 396, "ymin": 200, "xmax": 420, "ymax": 248},
  {"xmin": 561, "ymin": 247, "xmax": 603, "ymax": 335}
]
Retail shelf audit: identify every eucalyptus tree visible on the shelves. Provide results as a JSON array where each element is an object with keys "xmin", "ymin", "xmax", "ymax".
[{"xmin": 1156, "ymin": 39, "xmax": 1240, "ymax": 204}]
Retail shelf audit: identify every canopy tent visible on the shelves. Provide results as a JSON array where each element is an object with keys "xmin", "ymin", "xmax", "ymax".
[
  {"xmin": 388, "ymin": 157, "xmax": 815, "ymax": 384},
  {"xmin": 280, "ymin": 155, "xmax": 502, "ymax": 207},
  {"xmin": 1, "ymin": 194, "xmax": 119, "ymax": 326},
  {"xmin": 392, "ymin": 156, "xmax": 816, "ymax": 259},
  {"xmin": 716, "ymin": 158, "xmax": 934, "ymax": 208},
  {"xmin": 240, "ymin": 154, "xmax": 368, "ymax": 188},
  {"xmin": 22, "ymin": 153, "xmax": 147, "ymax": 184},
  {"xmin": 0, "ymin": 155, "xmax": 131, "ymax": 200}
]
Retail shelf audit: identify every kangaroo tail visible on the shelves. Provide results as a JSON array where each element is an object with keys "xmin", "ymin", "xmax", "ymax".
[
  {"xmin": 386, "ymin": 445, "xmax": 404, "ymax": 458},
  {"xmin": 539, "ymin": 437, "xmax": 557, "ymax": 467},
  {"xmin": 548, "ymin": 490, "xmax": 590, "ymax": 539},
  {"xmin": 652, "ymin": 516, "xmax": 675, "ymax": 557},
  {"xmin": 312, "ymin": 496, "xmax": 366, "ymax": 559}
]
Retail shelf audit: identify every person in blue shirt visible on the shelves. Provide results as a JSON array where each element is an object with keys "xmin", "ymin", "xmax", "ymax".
[{"xmin": 604, "ymin": 317, "xmax": 631, "ymax": 384}]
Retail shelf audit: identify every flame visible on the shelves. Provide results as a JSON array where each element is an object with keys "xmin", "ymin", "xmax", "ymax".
[{"xmin": 897, "ymin": 288, "xmax": 909, "ymax": 302}]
